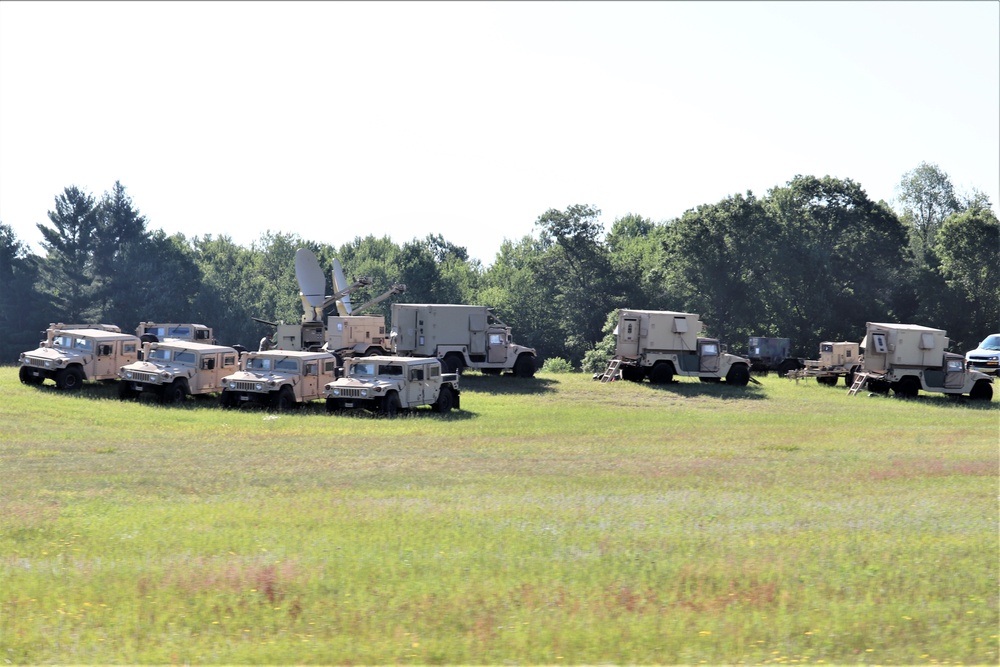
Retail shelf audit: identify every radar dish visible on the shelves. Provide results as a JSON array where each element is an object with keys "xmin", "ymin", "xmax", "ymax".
[
  {"xmin": 295, "ymin": 248, "xmax": 327, "ymax": 308},
  {"xmin": 332, "ymin": 258, "xmax": 353, "ymax": 316}
]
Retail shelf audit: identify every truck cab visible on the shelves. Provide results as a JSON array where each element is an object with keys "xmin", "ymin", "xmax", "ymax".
[
  {"xmin": 118, "ymin": 341, "xmax": 241, "ymax": 403},
  {"xmin": 324, "ymin": 355, "xmax": 460, "ymax": 417},
  {"xmin": 220, "ymin": 350, "xmax": 338, "ymax": 410},
  {"xmin": 19, "ymin": 324, "xmax": 140, "ymax": 390}
]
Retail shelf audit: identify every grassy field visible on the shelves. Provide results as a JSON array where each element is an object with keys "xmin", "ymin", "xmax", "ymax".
[{"xmin": 0, "ymin": 365, "xmax": 996, "ymax": 665}]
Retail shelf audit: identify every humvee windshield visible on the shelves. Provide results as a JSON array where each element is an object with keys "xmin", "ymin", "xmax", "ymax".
[
  {"xmin": 74, "ymin": 338, "xmax": 93, "ymax": 352},
  {"xmin": 52, "ymin": 335, "xmax": 74, "ymax": 349},
  {"xmin": 149, "ymin": 349, "xmax": 196, "ymax": 364},
  {"xmin": 247, "ymin": 357, "xmax": 299, "ymax": 372},
  {"xmin": 350, "ymin": 362, "xmax": 376, "ymax": 376},
  {"xmin": 168, "ymin": 327, "xmax": 192, "ymax": 338},
  {"xmin": 149, "ymin": 349, "xmax": 172, "ymax": 362}
]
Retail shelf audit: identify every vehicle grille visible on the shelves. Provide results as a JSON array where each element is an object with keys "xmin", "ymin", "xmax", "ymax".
[
  {"xmin": 337, "ymin": 388, "xmax": 368, "ymax": 398},
  {"xmin": 131, "ymin": 371, "xmax": 159, "ymax": 383},
  {"xmin": 25, "ymin": 358, "xmax": 47, "ymax": 368},
  {"xmin": 231, "ymin": 381, "xmax": 263, "ymax": 392}
]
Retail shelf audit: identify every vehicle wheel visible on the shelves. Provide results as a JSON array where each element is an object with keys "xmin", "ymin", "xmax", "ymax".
[
  {"xmin": 726, "ymin": 364, "xmax": 750, "ymax": 387},
  {"xmin": 380, "ymin": 392, "xmax": 400, "ymax": 417},
  {"xmin": 219, "ymin": 390, "xmax": 237, "ymax": 409},
  {"xmin": 621, "ymin": 365, "xmax": 644, "ymax": 383},
  {"xmin": 326, "ymin": 397, "xmax": 342, "ymax": 413},
  {"xmin": 969, "ymin": 380, "xmax": 993, "ymax": 401},
  {"xmin": 513, "ymin": 354, "xmax": 536, "ymax": 378},
  {"xmin": 271, "ymin": 386, "xmax": 297, "ymax": 411},
  {"xmin": 19, "ymin": 366, "xmax": 42, "ymax": 385},
  {"xmin": 892, "ymin": 376, "xmax": 920, "ymax": 398},
  {"xmin": 443, "ymin": 354, "xmax": 465, "ymax": 375},
  {"xmin": 55, "ymin": 367, "xmax": 84, "ymax": 391},
  {"xmin": 118, "ymin": 381, "xmax": 137, "ymax": 400},
  {"xmin": 649, "ymin": 363, "xmax": 673, "ymax": 385},
  {"xmin": 816, "ymin": 376, "xmax": 838, "ymax": 386},
  {"xmin": 843, "ymin": 370, "xmax": 855, "ymax": 387},
  {"xmin": 160, "ymin": 380, "xmax": 187, "ymax": 404},
  {"xmin": 777, "ymin": 359, "xmax": 801, "ymax": 377},
  {"xmin": 433, "ymin": 386, "xmax": 455, "ymax": 413}
]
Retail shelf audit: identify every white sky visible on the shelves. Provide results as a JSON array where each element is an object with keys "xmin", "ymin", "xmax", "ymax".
[{"xmin": 1, "ymin": 1, "xmax": 997, "ymax": 266}]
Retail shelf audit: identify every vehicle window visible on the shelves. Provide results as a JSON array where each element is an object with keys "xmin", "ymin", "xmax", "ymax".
[
  {"xmin": 169, "ymin": 327, "xmax": 192, "ymax": 338},
  {"xmin": 381, "ymin": 365, "xmax": 403, "ymax": 376},
  {"xmin": 410, "ymin": 368, "xmax": 424, "ymax": 381},
  {"xmin": 489, "ymin": 333, "xmax": 504, "ymax": 345},
  {"xmin": 196, "ymin": 330, "xmax": 210, "ymax": 340},
  {"xmin": 75, "ymin": 338, "xmax": 94, "ymax": 352},
  {"xmin": 324, "ymin": 361, "xmax": 337, "ymax": 373},
  {"xmin": 149, "ymin": 349, "xmax": 173, "ymax": 362},
  {"xmin": 304, "ymin": 362, "xmax": 317, "ymax": 376},
  {"xmin": 946, "ymin": 359, "xmax": 964, "ymax": 372},
  {"xmin": 145, "ymin": 327, "xmax": 167, "ymax": 338},
  {"xmin": 982, "ymin": 335, "xmax": 1000, "ymax": 350},
  {"xmin": 275, "ymin": 359, "xmax": 299, "ymax": 372},
  {"xmin": 98, "ymin": 344, "xmax": 113, "ymax": 356},
  {"xmin": 175, "ymin": 351, "xmax": 196, "ymax": 364},
  {"xmin": 701, "ymin": 343, "xmax": 719, "ymax": 356},
  {"xmin": 248, "ymin": 358, "xmax": 272, "ymax": 371},
  {"xmin": 223, "ymin": 355, "xmax": 236, "ymax": 367},
  {"xmin": 352, "ymin": 362, "xmax": 376, "ymax": 376},
  {"xmin": 821, "ymin": 344, "xmax": 833, "ymax": 353},
  {"xmin": 123, "ymin": 344, "xmax": 136, "ymax": 354},
  {"xmin": 52, "ymin": 335, "xmax": 73, "ymax": 348},
  {"xmin": 201, "ymin": 357, "xmax": 216, "ymax": 370}
]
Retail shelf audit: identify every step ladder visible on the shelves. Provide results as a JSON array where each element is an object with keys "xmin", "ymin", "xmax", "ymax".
[
  {"xmin": 847, "ymin": 371, "xmax": 871, "ymax": 396},
  {"xmin": 600, "ymin": 358, "xmax": 622, "ymax": 383}
]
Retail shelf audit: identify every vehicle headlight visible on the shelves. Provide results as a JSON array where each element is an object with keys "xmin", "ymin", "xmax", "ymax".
[
  {"xmin": 255, "ymin": 383, "xmax": 263, "ymax": 391},
  {"xmin": 126, "ymin": 371, "xmax": 133, "ymax": 379},
  {"xmin": 332, "ymin": 388, "xmax": 341, "ymax": 396},
  {"xmin": 229, "ymin": 381, "xmax": 237, "ymax": 389},
  {"xmin": 360, "ymin": 389, "xmax": 369, "ymax": 397},
  {"xmin": 161, "ymin": 371, "xmax": 171, "ymax": 379},
  {"xmin": 44, "ymin": 360, "xmax": 52, "ymax": 368}
]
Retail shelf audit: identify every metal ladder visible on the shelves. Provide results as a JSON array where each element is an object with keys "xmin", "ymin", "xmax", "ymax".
[
  {"xmin": 847, "ymin": 371, "xmax": 871, "ymax": 396},
  {"xmin": 600, "ymin": 358, "xmax": 622, "ymax": 383}
]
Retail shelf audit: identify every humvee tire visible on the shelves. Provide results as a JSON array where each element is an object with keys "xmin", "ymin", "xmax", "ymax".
[
  {"xmin": 892, "ymin": 376, "xmax": 920, "ymax": 398},
  {"xmin": 380, "ymin": 392, "xmax": 400, "ymax": 417},
  {"xmin": 432, "ymin": 385, "xmax": 455, "ymax": 413},
  {"xmin": 969, "ymin": 380, "xmax": 993, "ymax": 401},
  {"xmin": 442, "ymin": 353, "xmax": 464, "ymax": 375},
  {"xmin": 649, "ymin": 362, "xmax": 673, "ymax": 385},
  {"xmin": 19, "ymin": 366, "xmax": 42, "ymax": 385},
  {"xmin": 118, "ymin": 381, "xmax": 138, "ymax": 400},
  {"xmin": 726, "ymin": 364, "xmax": 750, "ymax": 386},
  {"xmin": 160, "ymin": 380, "xmax": 188, "ymax": 404},
  {"xmin": 55, "ymin": 367, "xmax": 84, "ymax": 391},
  {"xmin": 271, "ymin": 386, "xmax": 297, "ymax": 411},
  {"xmin": 816, "ymin": 376, "xmax": 839, "ymax": 386},
  {"xmin": 513, "ymin": 353, "xmax": 536, "ymax": 378}
]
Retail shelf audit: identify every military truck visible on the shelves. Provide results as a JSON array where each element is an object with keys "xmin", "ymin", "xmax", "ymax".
[
  {"xmin": 747, "ymin": 337, "xmax": 803, "ymax": 376},
  {"xmin": 852, "ymin": 322, "xmax": 993, "ymax": 400},
  {"xmin": 118, "ymin": 340, "xmax": 241, "ymax": 403},
  {"xmin": 18, "ymin": 324, "xmax": 141, "ymax": 390},
  {"xmin": 605, "ymin": 310, "xmax": 753, "ymax": 386},
  {"xmin": 389, "ymin": 303, "xmax": 537, "ymax": 377},
  {"xmin": 324, "ymin": 355, "xmax": 460, "ymax": 417},
  {"xmin": 219, "ymin": 349, "xmax": 338, "ymax": 410},
  {"xmin": 787, "ymin": 341, "xmax": 863, "ymax": 386},
  {"xmin": 135, "ymin": 322, "xmax": 215, "ymax": 345}
]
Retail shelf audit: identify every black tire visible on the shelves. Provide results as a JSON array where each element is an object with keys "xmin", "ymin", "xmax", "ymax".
[
  {"xmin": 649, "ymin": 363, "xmax": 673, "ymax": 385},
  {"xmin": 816, "ymin": 376, "xmax": 838, "ymax": 386},
  {"xmin": 55, "ymin": 367, "xmax": 84, "ymax": 391},
  {"xmin": 726, "ymin": 364, "xmax": 750, "ymax": 387},
  {"xmin": 19, "ymin": 366, "xmax": 42, "ymax": 385},
  {"xmin": 969, "ymin": 380, "xmax": 993, "ymax": 401},
  {"xmin": 443, "ymin": 354, "xmax": 465, "ymax": 375},
  {"xmin": 118, "ymin": 381, "xmax": 137, "ymax": 400},
  {"xmin": 160, "ymin": 380, "xmax": 188, "ymax": 404},
  {"xmin": 220, "ymin": 390, "xmax": 237, "ymax": 409},
  {"xmin": 433, "ymin": 386, "xmax": 455, "ymax": 413},
  {"xmin": 892, "ymin": 376, "xmax": 920, "ymax": 398},
  {"xmin": 380, "ymin": 392, "xmax": 400, "ymax": 417},
  {"xmin": 513, "ymin": 354, "xmax": 536, "ymax": 378},
  {"xmin": 271, "ymin": 386, "xmax": 297, "ymax": 411},
  {"xmin": 325, "ymin": 397, "xmax": 342, "ymax": 413},
  {"xmin": 777, "ymin": 359, "xmax": 801, "ymax": 377}
]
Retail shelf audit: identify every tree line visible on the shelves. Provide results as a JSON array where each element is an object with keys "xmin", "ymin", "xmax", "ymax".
[{"xmin": 1, "ymin": 164, "xmax": 996, "ymax": 370}]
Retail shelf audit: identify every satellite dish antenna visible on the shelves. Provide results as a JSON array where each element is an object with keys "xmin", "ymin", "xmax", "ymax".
[
  {"xmin": 332, "ymin": 258, "xmax": 353, "ymax": 316},
  {"xmin": 295, "ymin": 248, "xmax": 327, "ymax": 308}
]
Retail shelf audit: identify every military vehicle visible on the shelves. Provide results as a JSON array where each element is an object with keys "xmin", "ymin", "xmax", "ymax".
[
  {"xmin": 851, "ymin": 322, "xmax": 993, "ymax": 400},
  {"xmin": 118, "ymin": 340, "xmax": 242, "ymax": 403},
  {"xmin": 219, "ymin": 349, "xmax": 338, "ymax": 410},
  {"xmin": 746, "ymin": 336, "xmax": 803, "ymax": 376},
  {"xmin": 262, "ymin": 249, "xmax": 405, "ymax": 360},
  {"xmin": 18, "ymin": 323, "xmax": 140, "ymax": 390},
  {"xmin": 324, "ymin": 355, "xmax": 460, "ymax": 417},
  {"xmin": 787, "ymin": 341, "xmax": 863, "ymax": 386},
  {"xmin": 135, "ymin": 322, "xmax": 215, "ymax": 344},
  {"xmin": 389, "ymin": 303, "xmax": 537, "ymax": 377},
  {"xmin": 602, "ymin": 309, "xmax": 753, "ymax": 386}
]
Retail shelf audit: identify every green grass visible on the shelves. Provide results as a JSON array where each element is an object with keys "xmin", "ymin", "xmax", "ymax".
[{"xmin": 1, "ymin": 367, "xmax": 997, "ymax": 664}]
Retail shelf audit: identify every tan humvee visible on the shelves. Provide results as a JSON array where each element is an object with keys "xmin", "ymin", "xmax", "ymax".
[
  {"xmin": 324, "ymin": 355, "xmax": 460, "ymax": 417},
  {"xmin": 19, "ymin": 324, "xmax": 140, "ymax": 390},
  {"xmin": 136, "ymin": 322, "xmax": 215, "ymax": 344},
  {"xmin": 219, "ymin": 349, "xmax": 338, "ymax": 410},
  {"xmin": 118, "ymin": 340, "xmax": 241, "ymax": 403}
]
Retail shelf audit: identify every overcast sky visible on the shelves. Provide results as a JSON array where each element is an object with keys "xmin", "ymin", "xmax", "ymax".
[{"xmin": 1, "ymin": 1, "xmax": 997, "ymax": 266}]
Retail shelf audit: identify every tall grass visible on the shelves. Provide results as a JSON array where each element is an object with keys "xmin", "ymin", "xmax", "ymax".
[{"xmin": 0, "ymin": 367, "xmax": 996, "ymax": 663}]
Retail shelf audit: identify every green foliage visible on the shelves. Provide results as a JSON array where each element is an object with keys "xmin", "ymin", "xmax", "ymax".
[{"xmin": 540, "ymin": 356, "xmax": 572, "ymax": 373}]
